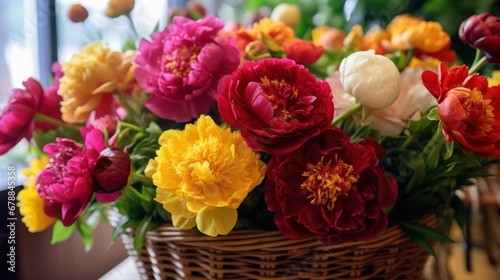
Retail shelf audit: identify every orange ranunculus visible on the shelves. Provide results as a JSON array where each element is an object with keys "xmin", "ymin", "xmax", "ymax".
[
  {"xmin": 384, "ymin": 14, "xmax": 450, "ymax": 54},
  {"xmin": 231, "ymin": 18, "xmax": 295, "ymax": 53},
  {"xmin": 283, "ymin": 38, "xmax": 324, "ymax": 65},
  {"xmin": 312, "ymin": 26, "xmax": 346, "ymax": 52},
  {"xmin": 343, "ymin": 24, "xmax": 364, "ymax": 49},
  {"xmin": 361, "ymin": 27, "xmax": 390, "ymax": 54}
]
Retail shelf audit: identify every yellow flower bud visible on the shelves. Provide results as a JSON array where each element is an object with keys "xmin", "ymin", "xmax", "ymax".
[
  {"xmin": 105, "ymin": 0, "xmax": 135, "ymax": 18},
  {"xmin": 244, "ymin": 40, "xmax": 272, "ymax": 61},
  {"xmin": 270, "ymin": 3, "xmax": 301, "ymax": 29}
]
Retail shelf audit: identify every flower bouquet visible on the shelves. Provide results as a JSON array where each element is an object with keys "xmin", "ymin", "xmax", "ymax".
[{"xmin": 4, "ymin": 1, "xmax": 500, "ymax": 279}]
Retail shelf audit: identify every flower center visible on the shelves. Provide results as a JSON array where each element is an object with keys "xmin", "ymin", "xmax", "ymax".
[
  {"xmin": 260, "ymin": 76, "xmax": 301, "ymax": 121},
  {"xmin": 165, "ymin": 44, "xmax": 201, "ymax": 77},
  {"xmin": 300, "ymin": 155, "xmax": 358, "ymax": 210},
  {"xmin": 463, "ymin": 88, "xmax": 494, "ymax": 136}
]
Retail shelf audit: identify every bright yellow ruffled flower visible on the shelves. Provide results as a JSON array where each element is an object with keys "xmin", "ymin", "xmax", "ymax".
[
  {"xmin": 384, "ymin": 14, "xmax": 450, "ymax": 53},
  {"xmin": 17, "ymin": 156, "xmax": 56, "ymax": 232},
  {"xmin": 488, "ymin": 71, "xmax": 500, "ymax": 86},
  {"xmin": 147, "ymin": 115, "xmax": 266, "ymax": 237},
  {"xmin": 58, "ymin": 42, "xmax": 130, "ymax": 123}
]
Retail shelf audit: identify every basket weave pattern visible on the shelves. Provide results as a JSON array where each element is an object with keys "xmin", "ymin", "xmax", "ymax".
[{"xmin": 134, "ymin": 214, "xmax": 441, "ymax": 280}]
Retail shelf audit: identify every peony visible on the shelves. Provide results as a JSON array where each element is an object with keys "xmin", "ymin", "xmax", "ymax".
[
  {"xmin": 17, "ymin": 156, "xmax": 56, "ymax": 232},
  {"xmin": 422, "ymin": 63, "xmax": 500, "ymax": 156},
  {"xmin": 134, "ymin": 16, "xmax": 240, "ymax": 122},
  {"xmin": 0, "ymin": 78, "xmax": 43, "ymax": 155},
  {"xmin": 339, "ymin": 50, "xmax": 400, "ymax": 109},
  {"xmin": 363, "ymin": 67, "xmax": 437, "ymax": 135},
  {"xmin": 36, "ymin": 129, "xmax": 105, "ymax": 226},
  {"xmin": 92, "ymin": 147, "xmax": 131, "ymax": 194},
  {"xmin": 459, "ymin": 13, "xmax": 500, "ymax": 64},
  {"xmin": 325, "ymin": 71, "xmax": 356, "ymax": 117},
  {"xmin": 264, "ymin": 127, "xmax": 398, "ymax": 244},
  {"xmin": 218, "ymin": 58, "xmax": 334, "ymax": 156},
  {"xmin": 147, "ymin": 115, "xmax": 266, "ymax": 237},
  {"xmin": 58, "ymin": 42, "xmax": 128, "ymax": 124}
]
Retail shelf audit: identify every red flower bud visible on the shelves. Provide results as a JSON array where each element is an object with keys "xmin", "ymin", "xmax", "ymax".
[
  {"xmin": 459, "ymin": 13, "xmax": 500, "ymax": 64},
  {"xmin": 92, "ymin": 147, "xmax": 131, "ymax": 193}
]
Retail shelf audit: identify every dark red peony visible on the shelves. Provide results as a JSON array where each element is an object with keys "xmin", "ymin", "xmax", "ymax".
[
  {"xmin": 264, "ymin": 127, "xmax": 398, "ymax": 244},
  {"xmin": 218, "ymin": 58, "xmax": 334, "ymax": 156},
  {"xmin": 459, "ymin": 13, "xmax": 500, "ymax": 64},
  {"xmin": 422, "ymin": 63, "xmax": 500, "ymax": 156}
]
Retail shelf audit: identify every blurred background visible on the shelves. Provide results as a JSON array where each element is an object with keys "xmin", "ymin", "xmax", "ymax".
[{"xmin": 0, "ymin": 0, "xmax": 499, "ymax": 279}]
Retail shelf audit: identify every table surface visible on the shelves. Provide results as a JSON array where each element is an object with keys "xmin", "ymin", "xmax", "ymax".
[{"xmin": 99, "ymin": 257, "xmax": 141, "ymax": 280}]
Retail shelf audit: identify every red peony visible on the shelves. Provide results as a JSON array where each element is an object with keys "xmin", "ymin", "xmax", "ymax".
[
  {"xmin": 218, "ymin": 58, "xmax": 334, "ymax": 156},
  {"xmin": 422, "ymin": 63, "xmax": 500, "ymax": 156},
  {"xmin": 264, "ymin": 127, "xmax": 398, "ymax": 244}
]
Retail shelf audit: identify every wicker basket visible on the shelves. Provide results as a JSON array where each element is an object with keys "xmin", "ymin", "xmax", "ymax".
[
  {"xmin": 138, "ymin": 214, "xmax": 441, "ymax": 280},
  {"xmin": 106, "ymin": 209, "xmax": 155, "ymax": 280}
]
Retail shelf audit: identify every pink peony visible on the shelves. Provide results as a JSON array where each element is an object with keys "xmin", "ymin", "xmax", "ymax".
[
  {"xmin": 36, "ymin": 129, "xmax": 105, "ymax": 226},
  {"xmin": 36, "ymin": 63, "xmax": 64, "ymax": 131},
  {"xmin": 0, "ymin": 78, "xmax": 43, "ymax": 155},
  {"xmin": 134, "ymin": 16, "xmax": 240, "ymax": 122}
]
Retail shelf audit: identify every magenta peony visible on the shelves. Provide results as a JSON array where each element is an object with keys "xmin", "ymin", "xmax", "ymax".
[
  {"xmin": 134, "ymin": 16, "xmax": 240, "ymax": 122},
  {"xmin": 264, "ymin": 127, "xmax": 398, "ymax": 244},
  {"xmin": 0, "ymin": 78, "xmax": 43, "ymax": 154},
  {"xmin": 218, "ymin": 58, "xmax": 334, "ymax": 156},
  {"xmin": 36, "ymin": 129, "xmax": 106, "ymax": 226}
]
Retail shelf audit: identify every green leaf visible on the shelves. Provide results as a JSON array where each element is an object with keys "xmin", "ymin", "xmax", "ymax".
[
  {"xmin": 443, "ymin": 140, "xmax": 454, "ymax": 159},
  {"xmin": 425, "ymin": 142, "xmax": 442, "ymax": 169},
  {"xmin": 76, "ymin": 221, "xmax": 95, "ymax": 251},
  {"xmin": 427, "ymin": 107, "xmax": 440, "ymax": 121},
  {"xmin": 450, "ymin": 193, "xmax": 467, "ymax": 233},
  {"xmin": 133, "ymin": 216, "xmax": 159, "ymax": 251},
  {"xmin": 51, "ymin": 220, "xmax": 76, "ymax": 244},
  {"xmin": 111, "ymin": 215, "xmax": 130, "ymax": 243},
  {"xmin": 404, "ymin": 229, "xmax": 437, "ymax": 258},
  {"xmin": 400, "ymin": 221, "xmax": 454, "ymax": 244}
]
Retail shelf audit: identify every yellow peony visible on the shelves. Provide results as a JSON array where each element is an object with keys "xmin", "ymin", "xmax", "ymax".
[
  {"xmin": 147, "ymin": 115, "xmax": 266, "ymax": 237},
  {"xmin": 17, "ymin": 156, "xmax": 56, "ymax": 232},
  {"xmin": 58, "ymin": 42, "xmax": 128, "ymax": 123},
  {"xmin": 488, "ymin": 70, "xmax": 500, "ymax": 86}
]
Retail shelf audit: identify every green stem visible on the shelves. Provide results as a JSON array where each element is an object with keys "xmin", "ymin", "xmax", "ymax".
[
  {"xmin": 331, "ymin": 102, "xmax": 362, "ymax": 127},
  {"xmin": 422, "ymin": 124, "xmax": 443, "ymax": 155},
  {"xmin": 400, "ymin": 134, "xmax": 416, "ymax": 150},
  {"xmin": 468, "ymin": 56, "xmax": 488, "ymax": 75},
  {"xmin": 119, "ymin": 121, "xmax": 144, "ymax": 132},
  {"xmin": 34, "ymin": 113, "xmax": 81, "ymax": 133},
  {"xmin": 115, "ymin": 93, "xmax": 140, "ymax": 120},
  {"xmin": 126, "ymin": 14, "xmax": 140, "ymax": 41},
  {"xmin": 132, "ymin": 171, "xmax": 149, "ymax": 182}
]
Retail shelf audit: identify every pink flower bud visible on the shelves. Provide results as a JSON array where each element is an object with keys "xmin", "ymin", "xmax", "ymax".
[{"xmin": 92, "ymin": 147, "xmax": 131, "ymax": 194}]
